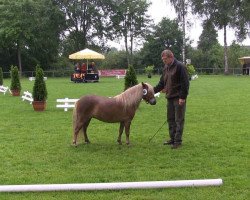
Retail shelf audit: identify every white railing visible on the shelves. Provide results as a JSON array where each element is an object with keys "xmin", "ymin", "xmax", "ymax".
[
  {"xmin": 21, "ymin": 91, "xmax": 33, "ymax": 104},
  {"xmin": 0, "ymin": 85, "xmax": 9, "ymax": 95},
  {"xmin": 56, "ymin": 98, "xmax": 79, "ymax": 111}
]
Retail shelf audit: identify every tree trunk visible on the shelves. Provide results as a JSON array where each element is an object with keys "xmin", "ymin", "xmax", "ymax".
[
  {"xmin": 223, "ymin": 25, "xmax": 229, "ymax": 75},
  {"xmin": 124, "ymin": 35, "xmax": 130, "ymax": 66},
  {"xmin": 182, "ymin": 11, "xmax": 186, "ymax": 64},
  {"xmin": 130, "ymin": 33, "xmax": 133, "ymax": 64},
  {"xmin": 17, "ymin": 44, "xmax": 22, "ymax": 77}
]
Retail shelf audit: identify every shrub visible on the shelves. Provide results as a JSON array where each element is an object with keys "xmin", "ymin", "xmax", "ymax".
[
  {"xmin": 145, "ymin": 65, "xmax": 154, "ymax": 78},
  {"xmin": 10, "ymin": 66, "xmax": 21, "ymax": 90},
  {"xmin": 33, "ymin": 66, "xmax": 48, "ymax": 101},
  {"xmin": 124, "ymin": 64, "xmax": 138, "ymax": 90},
  {"xmin": 186, "ymin": 64, "xmax": 196, "ymax": 77}
]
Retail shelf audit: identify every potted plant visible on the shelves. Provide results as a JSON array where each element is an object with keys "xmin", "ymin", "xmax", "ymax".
[
  {"xmin": 10, "ymin": 66, "xmax": 21, "ymax": 96},
  {"xmin": 32, "ymin": 66, "xmax": 48, "ymax": 111},
  {"xmin": 145, "ymin": 65, "xmax": 154, "ymax": 78}
]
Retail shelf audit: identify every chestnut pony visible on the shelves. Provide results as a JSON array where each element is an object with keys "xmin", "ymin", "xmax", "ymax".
[{"xmin": 72, "ymin": 82, "xmax": 156, "ymax": 145}]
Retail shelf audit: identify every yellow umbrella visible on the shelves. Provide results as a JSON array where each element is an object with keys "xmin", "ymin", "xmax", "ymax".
[{"xmin": 69, "ymin": 48, "xmax": 105, "ymax": 60}]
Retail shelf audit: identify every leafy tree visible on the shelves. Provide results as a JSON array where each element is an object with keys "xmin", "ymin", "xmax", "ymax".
[
  {"xmin": 100, "ymin": 49, "xmax": 127, "ymax": 69},
  {"xmin": 197, "ymin": 19, "xmax": 219, "ymax": 52},
  {"xmin": 108, "ymin": 0, "xmax": 152, "ymax": 66},
  {"xmin": 190, "ymin": 0, "xmax": 250, "ymax": 74},
  {"xmin": 228, "ymin": 42, "xmax": 250, "ymax": 69},
  {"xmin": 54, "ymin": 0, "xmax": 111, "ymax": 56},
  {"xmin": 124, "ymin": 64, "xmax": 138, "ymax": 90},
  {"xmin": 167, "ymin": 0, "xmax": 190, "ymax": 64},
  {"xmin": 0, "ymin": 0, "xmax": 64, "ymax": 72},
  {"xmin": 139, "ymin": 18, "xmax": 183, "ymax": 70}
]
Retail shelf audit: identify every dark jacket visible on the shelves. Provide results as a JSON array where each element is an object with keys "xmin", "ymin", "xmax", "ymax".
[{"xmin": 154, "ymin": 58, "xmax": 189, "ymax": 99}]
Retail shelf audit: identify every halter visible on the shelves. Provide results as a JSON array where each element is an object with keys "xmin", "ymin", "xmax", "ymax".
[{"xmin": 142, "ymin": 84, "xmax": 151, "ymax": 104}]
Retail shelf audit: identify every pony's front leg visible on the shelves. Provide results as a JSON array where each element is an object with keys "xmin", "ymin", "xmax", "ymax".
[
  {"xmin": 124, "ymin": 121, "xmax": 131, "ymax": 145},
  {"xmin": 83, "ymin": 119, "xmax": 91, "ymax": 144},
  {"xmin": 117, "ymin": 122, "xmax": 124, "ymax": 145}
]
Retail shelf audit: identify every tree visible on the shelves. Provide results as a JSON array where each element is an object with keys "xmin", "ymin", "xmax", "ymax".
[
  {"xmin": 197, "ymin": 19, "xmax": 219, "ymax": 52},
  {"xmin": 0, "ymin": 0, "xmax": 64, "ymax": 72},
  {"xmin": 108, "ymin": 0, "xmax": 152, "ymax": 66},
  {"xmin": 139, "ymin": 18, "xmax": 183, "ymax": 70},
  {"xmin": 100, "ymin": 49, "xmax": 127, "ymax": 69},
  {"xmin": 190, "ymin": 0, "xmax": 250, "ymax": 74},
  {"xmin": 54, "ymin": 0, "xmax": 111, "ymax": 56},
  {"xmin": 167, "ymin": 0, "xmax": 190, "ymax": 64}
]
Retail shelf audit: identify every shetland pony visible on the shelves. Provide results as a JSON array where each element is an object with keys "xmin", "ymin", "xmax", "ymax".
[{"xmin": 72, "ymin": 82, "xmax": 156, "ymax": 145}]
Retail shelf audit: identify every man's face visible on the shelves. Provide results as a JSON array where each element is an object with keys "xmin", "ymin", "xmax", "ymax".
[{"xmin": 161, "ymin": 54, "xmax": 172, "ymax": 65}]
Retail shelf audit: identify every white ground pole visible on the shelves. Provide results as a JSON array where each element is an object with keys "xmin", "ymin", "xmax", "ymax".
[{"xmin": 0, "ymin": 179, "xmax": 223, "ymax": 193}]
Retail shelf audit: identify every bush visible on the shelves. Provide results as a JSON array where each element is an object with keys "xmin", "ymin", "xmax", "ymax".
[
  {"xmin": 0, "ymin": 67, "xmax": 3, "ymax": 85},
  {"xmin": 124, "ymin": 64, "xmax": 138, "ymax": 90},
  {"xmin": 186, "ymin": 64, "xmax": 196, "ymax": 77},
  {"xmin": 145, "ymin": 65, "xmax": 154, "ymax": 78},
  {"xmin": 10, "ymin": 66, "xmax": 21, "ymax": 90},
  {"xmin": 33, "ymin": 66, "xmax": 48, "ymax": 101}
]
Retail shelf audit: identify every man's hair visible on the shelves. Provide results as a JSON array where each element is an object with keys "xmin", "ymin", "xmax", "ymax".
[{"xmin": 161, "ymin": 49, "xmax": 174, "ymax": 58}]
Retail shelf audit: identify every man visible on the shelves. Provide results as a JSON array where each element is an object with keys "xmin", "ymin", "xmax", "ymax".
[{"xmin": 154, "ymin": 49, "xmax": 189, "ymax": 149}]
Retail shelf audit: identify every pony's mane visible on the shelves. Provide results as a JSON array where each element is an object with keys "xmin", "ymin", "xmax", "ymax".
[
  {"xmin": 114, "ymin": 83, "xmax": 154, "ymax": 109},
  {"xmin": 114, "ymin": 83, "xmax": 143, "ymax": 109}
]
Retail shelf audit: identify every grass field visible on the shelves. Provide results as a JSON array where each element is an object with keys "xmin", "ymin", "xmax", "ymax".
[{"xmin": 0, "ymin": 75, "xmax": 249, "ymax": 199}]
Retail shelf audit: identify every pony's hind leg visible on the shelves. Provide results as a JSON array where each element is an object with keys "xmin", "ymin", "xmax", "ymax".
[
  {"xmin": 117, "ymin": 122, "xmax": 124, "ymax": 145},
  {"xmin": 82, "ymin": 119, "xmax": 91, "ymax": 144},
  {"xmin": 73, "ymin": 122, "xmax": 84, "ymax": 146}
]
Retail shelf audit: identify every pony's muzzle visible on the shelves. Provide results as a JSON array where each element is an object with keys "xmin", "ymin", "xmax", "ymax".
[{"xmin": 149, "ymin": 98, "xmax": 156, "ymax": 105}]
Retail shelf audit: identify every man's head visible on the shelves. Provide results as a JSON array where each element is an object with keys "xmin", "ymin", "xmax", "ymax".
[{"xmin": 161, "ymin": 49, "xmax": 174, "ymax": 65}]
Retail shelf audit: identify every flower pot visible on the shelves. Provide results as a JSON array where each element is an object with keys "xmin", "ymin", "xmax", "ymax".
[
  {"xmin": 11, "ymin": 89, "xmax": 20, "ymax": 96},
  {"xmin": 32, "ymin": 101, "xmax": 46, "ymax": 111}
]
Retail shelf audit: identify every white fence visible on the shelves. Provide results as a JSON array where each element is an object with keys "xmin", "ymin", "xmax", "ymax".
[
  {"xmin": 56, "ymin": 98, "xmax": 79, "ymax": 111},
  {"xmin": 21, "ymin": 91, "xmax": 33, "ymax": 104},
  {"xmin": 0, "ymin": 85, "xmax": 9, "ymax": 95}
]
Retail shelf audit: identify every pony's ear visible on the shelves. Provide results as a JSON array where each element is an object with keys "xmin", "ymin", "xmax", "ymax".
[{"xmin": 141, "ymin": 82, "xmax": 147, "ymax": 88}]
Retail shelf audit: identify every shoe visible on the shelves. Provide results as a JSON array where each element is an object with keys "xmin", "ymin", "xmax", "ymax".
[
  {"xmin": 163, "ymin": 140, "xmax": 174, "ymax": 145},
  {"xmin": 171, "ymin": 143, "xmax": 182, "ymax": 149}
]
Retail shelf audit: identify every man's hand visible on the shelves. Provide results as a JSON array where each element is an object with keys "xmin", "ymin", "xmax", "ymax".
[{"xmin": 179, "ymin": 98, "xmax": 185, "ymax": 106}]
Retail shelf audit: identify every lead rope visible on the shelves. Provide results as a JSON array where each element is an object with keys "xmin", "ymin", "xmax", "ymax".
[{"xmin": 148, "ymin": 120, "xmax": 167, "ymax": 143}]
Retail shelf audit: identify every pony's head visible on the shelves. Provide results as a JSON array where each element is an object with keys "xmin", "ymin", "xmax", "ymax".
[{"xmin": 142, "ymin": 82, "xmax": 156, "ymax": 105}]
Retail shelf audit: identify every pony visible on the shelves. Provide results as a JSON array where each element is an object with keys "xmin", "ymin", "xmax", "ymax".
[{"xmin": 72, "ymin": 82, "xmax": 156, "ymax": 146}]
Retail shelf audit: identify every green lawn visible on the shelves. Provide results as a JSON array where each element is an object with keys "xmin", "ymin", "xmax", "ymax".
[{"xmin": 0, "ymin": 75, "xmax": 249, "ymax": 199}]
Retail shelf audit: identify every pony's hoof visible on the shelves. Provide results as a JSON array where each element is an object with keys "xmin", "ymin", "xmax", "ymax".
[
  {"xmin": 84, "ymin": 141, "xmax": 90, "ymax": 144},
  {"xmin": 117, "ymin": 140, "xmax": 122, "ymax": 145}
]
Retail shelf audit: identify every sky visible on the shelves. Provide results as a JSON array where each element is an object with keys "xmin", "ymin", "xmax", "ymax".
[{"xmin": 109, "ymin": 0, "xmax": 250, "ymax": 49}]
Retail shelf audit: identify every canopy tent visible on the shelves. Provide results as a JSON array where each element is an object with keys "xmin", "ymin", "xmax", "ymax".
[
  {"xmin": 69, "ymin": 48, "xmax": 105, "ymax": 71},
  {"xmin": 69, "ymin": 48, "xmax": 105, "ymax": 60},
  {"xmin": 238, "ymin": 56, "xmax": 250, "ymax": 65}
]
